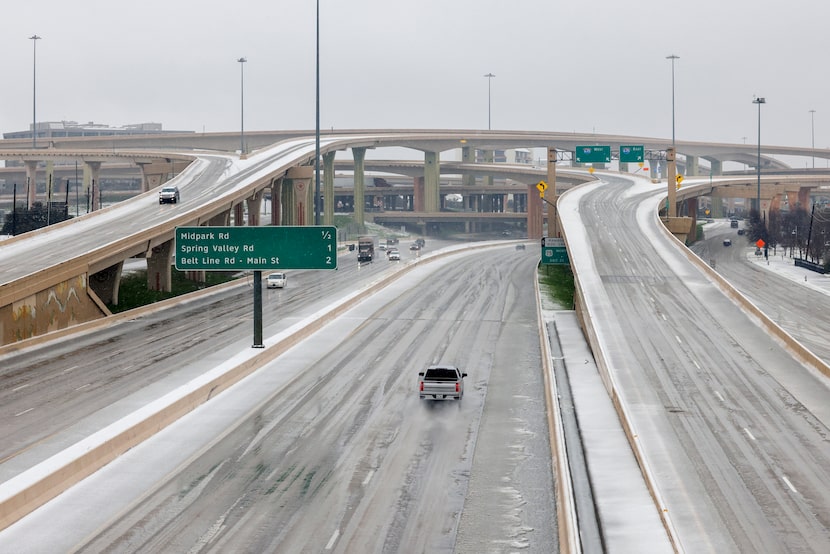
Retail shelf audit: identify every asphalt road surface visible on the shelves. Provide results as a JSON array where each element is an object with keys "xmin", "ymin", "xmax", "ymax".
[{"xmin": 0, "ymin": 243, "xmax": 558, "ymax": 553}]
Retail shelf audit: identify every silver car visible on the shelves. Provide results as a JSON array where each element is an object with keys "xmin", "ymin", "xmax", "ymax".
[{"xmin": 158, "ymin": 186, "xmax": 180, "ymax": 204}]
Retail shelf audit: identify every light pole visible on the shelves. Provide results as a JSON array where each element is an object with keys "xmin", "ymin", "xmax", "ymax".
[
  {"xmin": 484, "ymin": 73, "xmax": 495, "ymax": 130},
  {"xmin": 314, "ymin": 0, "xmax": 321, "ymax": 225},
  {"xmin": 666, "ymin": 54, "xmax": 679, "ymax": 149},
  {"xmin": 809, "ymin": 109, "xmax": 816, "ymax": 169},
  {"xmin": 237, "ymin": 57, "xmax": 247, "ymax": 155},
  {"xmin": 753, "ymin": 97, "xmax": 766, "ymax": 215},
  {"xmin": 29, "ymin": 34, "xmax": 42, "ymax": 149}
]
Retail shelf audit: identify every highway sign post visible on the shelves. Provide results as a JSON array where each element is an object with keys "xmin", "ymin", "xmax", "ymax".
[
  {"xmin": 175, "ymin": 225, "xmax": 337, "ymax": 348},
  {"xmin": 541, "ymin": 237, "xmax": 569, "ymax": 265},
  {"xmin": 574, "ymin": 145, "xmax": 611, "ymax": 164}
]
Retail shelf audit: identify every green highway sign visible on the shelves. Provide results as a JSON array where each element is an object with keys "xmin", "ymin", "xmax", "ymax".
[
  {"xmin": 541, "ymin": 237, "xmax": 569, "ymax": 265},
  {"xmin": 619, "ymin": 145, "xmax": 644, "ymax": 163},
  {"xmin": 175, "ymin": 226, "xmax": 338, "ymax": 270},
  {"xmin": 574, "ymin": 145, "xmax": 611, "ymax": 164}
]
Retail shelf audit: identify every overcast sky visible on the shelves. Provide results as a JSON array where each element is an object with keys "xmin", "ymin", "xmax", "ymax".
[{"xmin": 3, "ymin": 0, "xmax": 829, "ymax": 154}]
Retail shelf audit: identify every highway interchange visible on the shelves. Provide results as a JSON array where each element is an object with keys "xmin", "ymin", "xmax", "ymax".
[{"xmin": 1, "ymin": 157, "xmax": 830, "ymax": 551}]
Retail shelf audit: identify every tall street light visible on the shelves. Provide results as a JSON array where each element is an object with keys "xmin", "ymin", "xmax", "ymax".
[
  {"xmin": 809, "ymin": 109, "xmax": 816, "ymax": 169},
  {"xmin": 314, "ymin": 0, "xmax": 321, "ymax": 225},
  {"xmin": 666, "ymin": 55, "xmax": 679, "ymax": 149},
  {"xmin": 30, "ymin": 34, "xmax": 42, "ymax": 149},
  {"xmin": 237, "ymin": 57, "xmax": 247, "ymax": 155},
  {"xmin": 753, "ymin": 96, "xmax": 766, "ymax": 215},
  {"xmin": 484, "ymin": 73, "xmax": 495, "ymax": 130}
]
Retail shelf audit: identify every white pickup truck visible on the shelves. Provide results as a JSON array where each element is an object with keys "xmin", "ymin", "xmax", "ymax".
[{"xmin": 418, "ymin": 365, "xmax": 467, "ymax": 400}]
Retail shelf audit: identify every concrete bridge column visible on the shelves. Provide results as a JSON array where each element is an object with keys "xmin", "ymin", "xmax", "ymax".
[
  {"xmin": 323, "ymin": 151, "xmax": 336, "ymax": 225},
  {"xmin": 147, "ymin": 239, "xmax": 173, "ymax": 292},
  {"xmin": 710, "ymin": 159, "xmax": 723, "ymax": 176},
  {"xmin": 208, "ymin": 212, "xmax": 230, "ymax": 226},
  {"xmin": 271, "ymin": 177, "xmax": 283, "ymax": 226},
  {"xmin": 462, "ymin": 146, "xmax": 475, "ymax": 186},
  {"xmin": 709, "ymin": 197, "xmax": 724, "ymax": 218},
  {"xmin": 424, "ymin": 151, "xmax": 440, "ymax": 212},
  {"xmin": 286, "ymin": 165, "xmax": 313, "ymax": 226},
  {"xmin": 483, "ymin": 150, "xmax": 494, "ymax": 186},
  {"xmin": 413, "ymin": 177, "xmax": 424, "ymax": 212},
  {"xmin": 233, "ymin": 203, "xmax": 245, "ymax": 226},
  {"xmin": 527, "ymin": 183, "xmax": 542, "ymax": 239},
  {"xmin": 686, "ymin": 155, "xmax": 699, "ymax": 176},
  {"xmin": 246, "ymin": 190, "xmax": 263, "ymax": 226},
  {"xmin": 770, "ymin": 194, "xmax": 783, "ymax": 212},
  {"xmin": 352, "ymin": 147, "xmax": 366, "ymax": 228},
  {"xmin": 86, "ymin": 162, "xmax": 102, "ymax": 211},
  {"xmin": 89, "ymin": 262, "xmax": 124, "ymax": 306},
  {"xmin": 649, "ymin": 161, "xmax": 660, "ymax": 180},
  {"xmin": 25, "ymin": 160, "xmax": 38, "ymax": 208},
  {"xmin": 136, "ymin": 162, "xmax": 163, "ymax": 192},
  {"xmin": 798, "ymin": 187, "xmax": 811, "ymax": 208},
  {"xmin": 619, "ymin": 162, "xmax": 629, "ymax": 173}
]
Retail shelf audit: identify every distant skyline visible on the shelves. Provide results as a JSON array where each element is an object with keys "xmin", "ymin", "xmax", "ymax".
[{"xmin": 2, "ymin": 0, "xmax": 829, "ymax": 155}]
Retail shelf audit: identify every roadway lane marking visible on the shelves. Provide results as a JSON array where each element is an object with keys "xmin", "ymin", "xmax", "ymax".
[
  {"xmin": 675, "ymin": 335, "xmax": 682, "ymax": 344},
  {"xmin": 362, "ymin": 469, "xmax": 375, "ymax": 486},
  {"xmin": 743, "ymin": 428, "xmax": 756, "ymax": 441},
  {"xmin": 15, "ymin": 408, "xmax": 33, "ymax": 417},
  {"xmin": 714, "ymin": 391, "xmax": 725, "ymax": 403},
  {"xmin": 62, "ymin": 365, "xmax": 79, "ymax": 374},
  {"xmin": 781, "ymin": 474, "xmax": 798, "ymax": 494},
  {"xmin": 692, "ymin": 360, "xmax": 700, "ymax": 370},
  {"xmin": 12, "ymin": 383, "xmax": 30, "ymax": 392},
  {"xmin": 325, "ymin": 529, "xmax": 340, "ymax": 550},
  {"xmin": 75, "ymin": 383, "xmax": 91, "ymax": 391}
]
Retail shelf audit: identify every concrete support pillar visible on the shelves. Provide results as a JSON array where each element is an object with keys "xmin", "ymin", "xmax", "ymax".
[
  {"xmin": 208, "ymin": 212, "xmax": 230, "ymax": 226},
  {"xmin": 770, "ymin": 194, "xmax": 783, "ymax": 212},
  {"xmin": 686, "ymin": 155, "xmax": 699, "ymax": 176},
  {"xmin": 483, "ymin": 149, "xmax": 494, "ymax": 187},
  {"xmin": 710, "ymin": 159, "xmax": 723, "ymax": 176},
  {"xmin": 246, "ymin": 190, "xmax": 263, "ymax": 226},
  {"xmin": 25, "ymin": 160, "xmax": 38, "ymax": 208},
  {"xmin": 413, "ymin": 176, "xmax": 425, "ymax": 212},
  {"xmin": 323, "ymin": 151, "xmax": 336, "ymax": 225},
  {"xmin": 352, "ymin": 147, "xmax": 367, "ymax": 228},
  {"xmin": 666, "ymin": 148, "xmax": 677, "ymax": 218},
  {"xmin": 424, "ymin": 151, "xmax": 440, "ymax": 212},
  {"xmin": 686, "ymin": 198, "xmax": 698, "ymax": 232},
  {"xmin": 798, "ymin": 187, "xmax": 811, "ymax": 208},
  {"xmin": 527, "ymin": 183, "xmax": 543, "ymax": 239},
  {"xmin": 286, "ymin": 165, "xmax": 313, "ymax": 226},
  {"xmin": 147, "ymin": 239, "xmax": 173, "ymax": 292},
  {"xmin": 271, "ymin": 177, "xmax": 282, "ymax": 226},
  {"xmin": 710, "ymin": 197, "xmax": 724, "ymax": 218},
  {"xmin": 86, "ymin": 162, "xmax": 102, "ymax": 211},
  {"xmin": 619, "ymin": 162, "xmax": 629, "ymax": 173},
  {"xmin": 649, "ymin": 161, "xmax": 660, "ymax": 180},
  {"xmin": 89, "ymin": 262, "xmax": 124, "ymax": 306},
  {"xmin": 137, "ymin": 162, "xmax": 163, "ymax": 192},
  {"xmin": 234, "ymin": 203, "xmax": 245, "ymax": 226},
  {"xmin": 462, "ymin": 146, "xmax": 475, "ymax": 186}
]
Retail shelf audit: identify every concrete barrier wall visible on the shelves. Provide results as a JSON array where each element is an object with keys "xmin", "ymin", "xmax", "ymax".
[{"xmin": 535, "ymin": 275, "xmax": 581, "ymax": 554}]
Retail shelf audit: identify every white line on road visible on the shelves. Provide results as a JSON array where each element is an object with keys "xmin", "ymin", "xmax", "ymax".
[
  {"xmin": 714, "ymin": 391, "xmax": 725, "ymax": 403},
  {"xmin": 781, "ymin": 474, "xmax": 798, "ymax": 494},
  {"xmin": 75, "ymin": 383, "xmax": 91, "ymax": 391},
  {"xmin": 325, "ymin": 529, "xmax": 340, "ymax": 550},
  {"xmin": 675, "ymin": 335, "xmax": 682, "ymax": 344},
  {"xmin": 743, "ymin": 428, "xmax": 756, "ymax": 441},
  {"xmin": 62, "ymin": 365, "xmax": 79, "ymax": 374},
  {"xmin": 15, "ymin": 408, "xmax": 33, "ymax": 417},
  {"xmin": 362, "ymin": 469, "xmax": 375, "ymax": 486},
  {"xmin": 12, "ymin": 383, "xmax": 30, "ymax": 392}
]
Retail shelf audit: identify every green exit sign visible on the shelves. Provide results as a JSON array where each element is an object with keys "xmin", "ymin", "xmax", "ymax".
[
  {"xmin": 541, "ymin": 237, "xmax": 569, "ymax": 265},
  {"xmin": 619, "ymin": 145, "xmax": 644, "ymax": 163},
  {"xmin": 175, "ymin": 226, "xmax": 338, "ymax": 270},
  {"xmin": 574, "ymin": 145, "xmax": 611, "ymax": 164}
]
